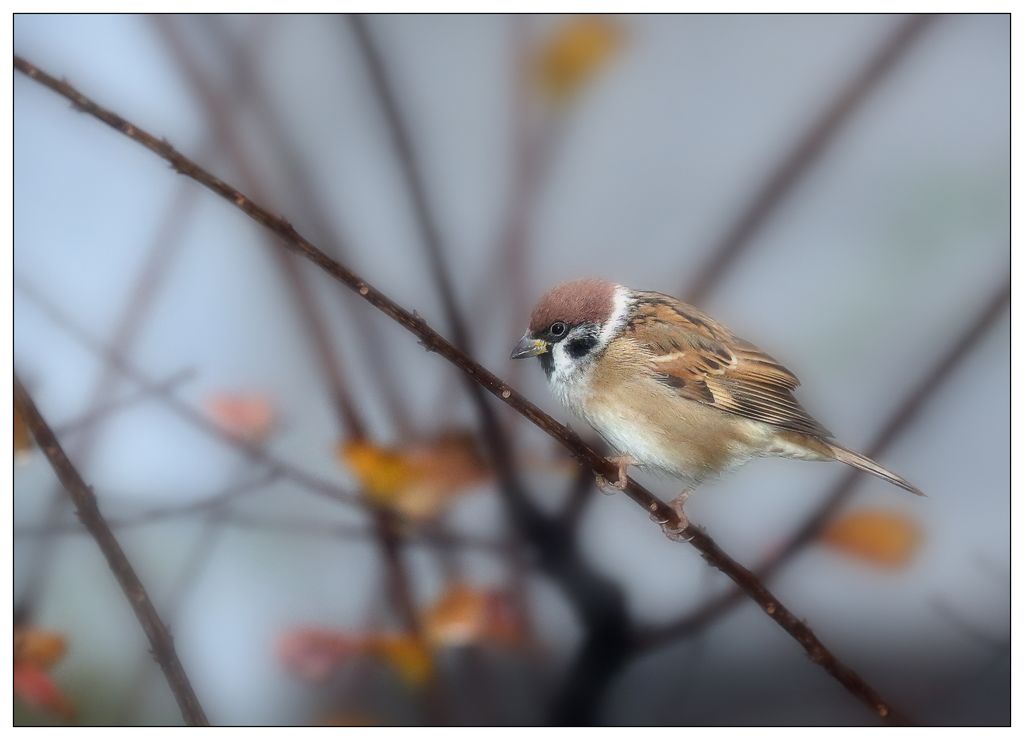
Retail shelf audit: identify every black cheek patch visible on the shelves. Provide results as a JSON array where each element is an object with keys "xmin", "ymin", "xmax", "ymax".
[
  {"xmin": 539, "ymin": 351, "xmax": 555, "ymax": 378},
  {"xmin": 567, "ymin": 335, "xmax": 598, "ymax": 359}
]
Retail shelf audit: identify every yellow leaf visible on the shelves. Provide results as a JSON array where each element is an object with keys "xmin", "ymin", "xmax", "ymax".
[
  {"xmin": 339, "ymin": 440, "xmax": 417, "ymax": 504},
  {"xmin": 339, "ymin": 433, "xmax": 490, "ymax": 519},
  {"xmin": 820, "ymin": 510, "xmax": 922, "ymax": 568},
  {"xmin": 537, "ymin": 16, "xmax": 624, "ymax": 103},
  {"xmin": 14, "ymin": 405, "xmax": 33, "ymax": 460},
  {"xmin": 14, "ymin": 626, "xmax": 67, "ymax": 669},
  {"xmin": 366, "ymin": 635, "xmax": 433, "ymax": 686},
  {"xmin": 425, "ymin": 585, "xmax": 486, "ymax": 646}
]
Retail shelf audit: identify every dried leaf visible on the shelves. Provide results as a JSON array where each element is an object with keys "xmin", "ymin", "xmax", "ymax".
[
  {"xmin": 366, "ymin": 635, "xmax": 433, "ymax": 686},
  {"xmin": 425, "ymin": 584, "xmax": 524, "ymax": 647},
  {"xmin": 14, "ymin": 663, "xmax": 75, "ymax": 720},
  {"xmin": 340, "ymin": 441, "xmax": 417, "ymax": 501},
  {"xmin": 820, "ymin": 509, "xmax": 922, "ymax": 568},
  {"xmin": 339, "ymin": 432, "xmax": 490, "ymax": 520},
  {"xmin": 278, "ymin": 627, "xmax": 432, "ymax": 687},
  {"xmin": 15, "ymin": 405, "xmax": 33, "ymax": 461},
  {"xmin": 205, "ymin": 393, "xmax": 276, "ymax": 443},
  {"xmin": 14, "ymin": 626, "xmax": 67, "ymax": 669},
  {"xmin": 13, "ymin": 626, "xmax": 73, "ymax": 720},
  {"xmin": 537, "ymin": 16, "xmax": 624, "ymax": 103},
  {"xmin": 277, "ymin": 628, "xmax": 359, "ymax": 683}
]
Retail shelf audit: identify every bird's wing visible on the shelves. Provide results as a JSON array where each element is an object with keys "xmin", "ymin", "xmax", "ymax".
[{"xmin": 626, "ymin": 291, "xmax": 832, "ymax": 438}]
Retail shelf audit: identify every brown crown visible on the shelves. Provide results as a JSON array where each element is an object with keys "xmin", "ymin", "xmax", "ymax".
[{"xmin": 528, "ymin": 278, "xmax": 617, "ymax": 333}]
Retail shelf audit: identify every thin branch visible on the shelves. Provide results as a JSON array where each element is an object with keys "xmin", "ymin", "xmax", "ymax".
[
  {"xmin": 345, "ymin": 19, "xmax": 630, "ymax": 722},
  {"xmin": 16, "ymin": 155, "xmax": 206, "ymax": 619},
  {"xmin": 16, "ymin": 471, "xmax": 280, "ymax": 537},
  {"xmin": 118, "ymin": 457, "xmax": 250, "ymax": 724},
  {"xmin": 346, "ymin": 15, "xmax": 470, "ymax": 351},
  {"xmin": 220, "ymin": 512, "xmax": 515, "ymax": 555},
  {"xmin": 14, "ymin": 374, "xmax": 209, "ymax": 726},
  {"xmin": 17, "ymin": 275, "xmax": 364, "ymax": 509},
  {"xmin": 345, "ymin": 15, "xmax": 553, "ymax": 536},
  {"xmin": 638, "ymin": 278, "xmax": 1010, "ymax": 651},
  {"xmin": 153, "ymin": 16, "xmax": 367, "ymax": 442},
  {"xmin": 196, "ymin": 14, "xmax": 416, "ymax": 438},
  {"xmin": 16, "ymin": 490, "xmax": 514, "ymax": 556},
  {"xmin": 18, "ymin": 277, "xmax": 514, "ymax": 563},
  {"xmin": 150, "ymin": 22, "xmax": 445, "ymax": 721},
  {"xmin": 52, "ymin": 368, "xmax": 195, "ymax": 437},
  {"xmin": 14, "ymin": 55, "xmax": 910, "ymax": 724},
  {"xmin": 684, "ymin": 14, "xmax": 937, "ymax": 305}
]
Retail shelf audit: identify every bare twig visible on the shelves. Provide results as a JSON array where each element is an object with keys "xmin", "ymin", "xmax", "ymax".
[
  {"xmin": 14, "ymin": 375, "xmax": 209, "ymax": 726},
  {"xmin": 17, "ymin": 496, "xmax": 513, "ymax": 556},
  {"xmin": 346, "ymin": 18, "xmax": 628, "ymax": 722},
  {"xmin": 52, "ymin": 368, "xmax": 195, "ymax": 437},
  {"xmin": 684, "ymin": 14, "xmax": 937, "ymax": 305},
  {"xmin": 220, "ymin": 513, "xmax": 514, "ymax": 554},
  {"xmin": 196, "ymin": 14, "xmax": 416, "ymax": 438},
  {"xmin": 638, "ymin": 278, "xmax": 1009, "ymax": 651},
  {"xmin": 118, "ymin": 456, "xmax": 250, "ymax": 724},
  {"xmin": 150, "ymin": 20, "xmax": 447, "ymax": 721},
  {"xmin": 16, "ymin": 276, "xmax": 363, "ymax": 510},
  {"xmin": 17, "ymin": 276, "xmax": 495, "ymax": 564},
  {"xmin": 17, "ymin": 161, "xmax": 206, "ymax": 618},
  {"xmin": 16, "ymin": 471, "xmax": 280, "ymax": 537},
  {"xmin": 153, "ymin": 16, "xmax": 366, "ymax": 442},
  {"xmin": 14, "ymin": 55, "xmax": 911, "ymax": 724}
]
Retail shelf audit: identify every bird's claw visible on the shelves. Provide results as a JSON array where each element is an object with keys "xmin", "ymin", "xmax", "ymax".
[
  {"xmin": 595, "ymin": 455, "xmax": 636, "ymax": 494},
  {"xmin": 595, "ymin": 472, "xmax": 628, "ymax": 494},
  {"xmin": 660, "ymin": 489, "xmax": 694, "ymax": 542},
  {"xmin": 660, "ymin": 517, "xmax": 693, "ymax": 543}
]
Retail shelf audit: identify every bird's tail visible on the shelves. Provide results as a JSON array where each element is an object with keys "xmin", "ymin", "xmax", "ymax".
[{"xmin": 826, "ymin": 442, "xmax": 925, "ymax": 496}]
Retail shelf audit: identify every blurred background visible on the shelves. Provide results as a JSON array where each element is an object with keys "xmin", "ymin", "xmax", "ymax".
[{"xmin": 13, "ymin": 13, "xmax": 1008, "ymax": 726}]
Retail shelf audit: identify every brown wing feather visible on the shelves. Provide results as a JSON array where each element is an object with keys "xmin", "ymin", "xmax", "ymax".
[{"xmin": 627, "ymin": 291, "xmax": 832, "ymax": 438}]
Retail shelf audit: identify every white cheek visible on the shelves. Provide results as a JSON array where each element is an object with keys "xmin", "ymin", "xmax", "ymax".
[
  {"xmin": 549, "ymin": 342, "xmax": 576, "ymax": 383},
  {"xmin": 546, "ymin": 342, "xmax": 592, "ymax": 415}
]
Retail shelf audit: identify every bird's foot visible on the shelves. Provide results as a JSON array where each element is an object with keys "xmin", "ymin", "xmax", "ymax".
[
  {"xmin": 659, "ymin": 489, "xmax": 693, "ymax": 542},
  {"xmin": 594, "ymin": 455, "xmax": 637, "ymax": 494}
]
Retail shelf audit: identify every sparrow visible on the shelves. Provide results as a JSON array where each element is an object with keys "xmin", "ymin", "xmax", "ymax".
[{"xmin": 510, "ymin": 278, "xmax": 923, "ymax": 537}]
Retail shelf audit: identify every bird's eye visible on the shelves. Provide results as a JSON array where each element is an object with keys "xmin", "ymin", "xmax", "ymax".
[{"xmin": 549, "ymin": 322, "xmax": 567, "ymax": 337}]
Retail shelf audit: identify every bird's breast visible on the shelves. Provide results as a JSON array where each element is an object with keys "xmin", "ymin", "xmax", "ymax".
[{"xmin": 578, "ymin": 368, "xmax": 762, "ymax": 484}]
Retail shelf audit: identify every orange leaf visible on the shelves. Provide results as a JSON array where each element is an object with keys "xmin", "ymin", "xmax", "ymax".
[
  {"xmin": 340, "ymin": 440, "xmax": 417, "ymax": 503},
  {"xmin": 14, "ymin": 626, "xmax": 67, "ymax": 669},
  {"xmin": 278, "ymin": 627, "xmax": 433, "ymax": 687},
  {"xmin": 536, "ymin": 16, "xmax": 624, "ymax": 103},
  {"xmin": 205, "ymin": 393, "xmax": 276, "ymax": 443},
  {"xmin": 339, "ymin": 432, "xmax": 490, "ymax": 520},
  {"xmin": 15, "ymin": 405, "xmax": 33, "ymax": 460},
  {"xmin": 820, "ymin": 509, "xmax": 922, "ymax": 568},
  {"xmin": 365, "ymin": 634, "xmax": 433, "ymax": 686},
  {"xmin": 425, "ymin": 585, "xmax": 523, "ymax": 647}
]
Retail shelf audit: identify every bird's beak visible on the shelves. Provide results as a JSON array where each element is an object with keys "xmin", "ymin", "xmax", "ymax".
[{"xmin": 510, "ymin": 333, "xmax": 549, "ymax": 360}]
